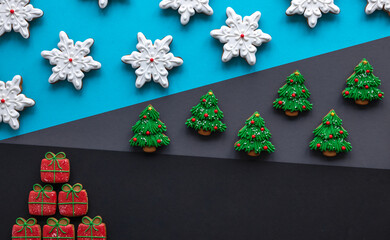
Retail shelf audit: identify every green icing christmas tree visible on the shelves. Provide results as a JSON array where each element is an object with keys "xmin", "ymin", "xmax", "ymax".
[
  {"xmin": 234, "ymin": 112, "xmax": 275, "ymax": 157},
  {"xmin": 309, "ymin": 109, "xmax": 352, "ymax": 157},
  {"xmin": 130, "ymin": 104, "xmax": 170, "ymax": 152},
  {"xmin": 185, "ymin": 90, "xmax": 226, "ymax": 136},
  {"xmin": 273, "ymin": 70, "xmax": 313, "ymax": 117},
  {"xmin": 342, "ymin": 58, "xmax": 384, "ymax": 105}
]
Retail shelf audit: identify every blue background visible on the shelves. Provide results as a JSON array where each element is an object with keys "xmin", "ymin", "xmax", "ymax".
[{"xmin": 0, "ymin": 0, "xmax": 389, "ymax": 139}]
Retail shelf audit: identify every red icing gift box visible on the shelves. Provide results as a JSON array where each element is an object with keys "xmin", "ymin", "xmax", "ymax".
[
  {"xmin": 12, "ymin": 217, "xmax": 41, "ymax": 240},
  {"xmin": 58, "ymin": 183, "xmax": 88, "ymax": 217},
  {"xmin": 41, "ymin": 152, "xmax": 70, "ymax": 183},
  {"xmin": 43, "ymin": 217, "xmax": 75, "ymax": 240},
  {"xmin": 77, "ymin": 216, "xmax": 106, "ymax": 240},
  {"xmin": 28, "ymin": 184, "xmax": 57, "ymax": 216}
]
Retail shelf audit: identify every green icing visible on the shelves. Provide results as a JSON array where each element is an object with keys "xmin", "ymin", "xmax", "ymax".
[
  {"xmin": 309, "ymin": 109, "xmax": 352, "ymax": 154},
  {"xmin": 130, "ymin": 105, "xmax": 170, "ymax": 148},
  {"xmin": 185, "ymin": 90, "xmax": 227, "ymax": 133},
  {"xmin": 234, "ymin": 112, "xmax": 275, "ymax": 155},
  {"xmin": 273, "ymin": 70, "xmax": 313, "ymax": 113},
  {"xmin": 342, "ymin": 58, "xmax": 384, "ymax": 101}
]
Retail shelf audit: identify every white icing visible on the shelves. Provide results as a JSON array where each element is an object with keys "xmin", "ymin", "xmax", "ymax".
[
  {"xmin": 0, "ymin": 0, "xmax": 43, "ymax": 39},
  {"xmin": 210, "ymin": 7, "xmax": 271, "ymax": 66},
  {"xmin": 99, "ymin": 0, "xmax": 108, "ymax": 8},
  {"xmin": 121, "ymin": 32, "xmax": 183, "ymax": 88},
  {"xmin": 159, "ymin": 0, "xmax": 213, "ymax": 25},
  {"xmin": 366, "ymin": 0, "xmax": 390, "ymax": 14},
  {"xmin": 41, "ymin": 31, "xmax": 101, "ymax": 90},
  {"xmin": 0, "ymin": 75, "xmax": 35, "ymax": 130},
  {"xmin": 286, "ymin": 0, "xmax": 340, "ymax": 28}
]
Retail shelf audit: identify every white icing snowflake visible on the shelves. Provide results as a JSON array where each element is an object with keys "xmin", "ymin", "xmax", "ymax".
[
  {"xmin": 41, "ymin": 31, "xmax": 101, "ymax": 90},
  {"xmin": 99, "ymin": 0, "xmax": 108, "ymax": 8},
  {"xmin": 159, "ymin": 0, "xmax": 213, "ymax": 25},
  {"xmin": 0, "ymin": 75, "xmax": 35, "ymax": 130},
  {"xmin": 365, "ymin": 0, "xmax": 390, "ymax": 14},
  {"xmin": 121, "ymin": 32, "xmax": 183, "ymax": 88},
  {"xmin": 286, "ymin": 0, "xmax": 340, "ymax": 28},
  {"xmin": 210, "ymin": 7, "xmax": 271, "ymax": 66},
  {"xmin": 0, "ymin": 0, "xmax": 43, "ymax": 39}
]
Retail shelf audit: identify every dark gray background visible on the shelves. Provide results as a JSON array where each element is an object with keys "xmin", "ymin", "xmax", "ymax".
[{"xmin": 3, "ymin": 37, "xmax": 389, "ymax": 169}]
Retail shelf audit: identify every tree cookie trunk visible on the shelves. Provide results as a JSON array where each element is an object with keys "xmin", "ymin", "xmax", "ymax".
[
  {"xmin": 198, "ymin": 129, "xmax": 211, "ymax": 136},
  {"xmin": 143, "ymin": 146, "xmax": 156, "ymax": 153},
  {"xmin": 355, "ymin": 99, "xmax": 369, "ymax": 105},
  {"xmin": 248, "ymin": 151, "xmax": 260, "ymax": 157},
  {"xmin": 322, "ymin": 151, "xmax": 337, "ymax": 157},
  {"xmin": 285, "ymin": 110, "xmax": 299, "ymax": 117}
]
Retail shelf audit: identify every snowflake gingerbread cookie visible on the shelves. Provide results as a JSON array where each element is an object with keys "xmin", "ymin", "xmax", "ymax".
[
  {"xmin": 0, "ymin": 0, "xmax": 43, "ymax": 39},
  {"xmin": 0, "ymin": 75, "xmax": 35, "ymax": 130},
  {"xmin": 159, "ymin": 0, "xmax": 213, "ymax": 25},
  {"xmin": 41, "ymin": 31, "xmax": 101, "ymax": 90},
  {"xmin": 286, "ymin": 0, "xmax": 340, "ymax": 28},
  {"xmin": 210, "ymin": 7, "xmax": 271, "ymax": 66},
  {"xmin": 99, "ymin": 0, "xmax": 108, "ymax": 8},
  {"xmin": 366, "ymin": 0, "xmax": 390, "ymax": 14},
  {"xmin": 121, "ymin": 32, "xmax": 183, "ymax": 88}
]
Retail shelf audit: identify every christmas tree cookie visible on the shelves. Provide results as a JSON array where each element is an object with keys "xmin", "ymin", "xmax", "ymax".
[
  {"xmin": 342, "ymin": 58, "xmax": 384, "ymax": 105},
  {"xmin": 273, "ymin": 70, "xmax": 313, "ymax": 117},
  {"xmin": 309, "ymin": 109, "xmax": 352, "ymax": 157},
  {"xmin": 185, "ymin": 90, "xmax": 227, "ymax": 136},
  {"xmin": 130, "ymin": 104, "xmax": 170, "ymax": 153},
  {"xmin": 234, "ymin": 112, "xmax": 275, "ymax": 157}
]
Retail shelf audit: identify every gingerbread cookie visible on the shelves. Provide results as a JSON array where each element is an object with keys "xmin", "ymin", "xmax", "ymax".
[
  {"xmin": 0, "ymin": 75, "xmax": 35, "ymax": 130},
  {"xmin": 286, "ymin": 0, "xmax": 340, "ymax": 28},
  {"xmin": 28, "ymin": 184, "xmax": 57, "ymax": 216},
  {"xmin": 210, "ymin": 7, "xmax": 271, "ymax": 65},
  {"xmin": 366, "ymin": 0, "xmax": 390, "ymax": 14},
  {"xmin": 41, "ymin": 152, "xmax": 70, "ymax": 184},
  {"xmin": 12, "ymin": 217, "xmax": 41, "ymax": 240},
  {"xmin": 185, "ymin": 90, "xmax": 226, "ymax": 136},
  {"xmin": 235, "ymin": 112, "xmax": 275, "ymax": 157},
  {"xmin": 58, "ymin": 183, "xmax": 88, "ymax": 217},
  {"xmin": 309, "ymin": 109, "xmax": 352, "ymax": 157},
  {"xmin": 41, "ymin": 31, "xmax": 101, "ymax": 90},
  {"xmin": 0, "ymin": 0, "xmax": 43, "ymax": 39},
  {"xmin": 77, "ymin": 216, "xmax": 106, "ymax": 240},
  {"xmin": 121, "ymin": 32, "xmax": 183, "ymax": 88},
  {"xmin": 159, "ymin": 0, "xmax": 213, "ymax": 25},
  {"xmin": 43, "ymin": 218, "xmax": 75, "ymax": 240}
]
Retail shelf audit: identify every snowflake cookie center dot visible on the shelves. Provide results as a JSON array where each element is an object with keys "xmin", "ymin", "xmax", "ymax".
[
  {"xmin": 240, "ymin": 34, "xmax": 245, "ymax": 38},
  {"xmin": 68, "ymin": 58, "xmax": 73, "ymax": 62},
  {"xmin": 150, "ymin": 58, "xmax": 154, "ymax": 62},
  {"xmin": 1, "ymin": 99, "xmax": 5, "ymax": 103},
  {"xmin": 10, "ymin": 9, "xmax": 15, "ymax": 14}
]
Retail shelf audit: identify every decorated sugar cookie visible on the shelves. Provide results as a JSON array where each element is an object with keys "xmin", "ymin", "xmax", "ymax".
[
  {"xmin": 273, "ymin": 70, "xmax": 313, "ymax": 117},
  {"xmin": 43, "ymin": 217, "xmax": 75, "ymax": 240},
  {"xmin": 309, "ymin": 109, "xmax": 352, "ymax": 157},
  {"xmin": 28, "ymin": 184, "xmax": 57, "ymax": 216},
  {"xmin": 342, "ymin": 58, "xmax": 384, "ymax": 105},
  {"xmin": 41, "ymin": 152, "xmax": 70, "ymax": 184},
  {"xmin": 41, "ymin": 31, "xmax": 101, "ymax": 90},
  {"xmin": 0, "ymin": 0, "xmax": 43, "ymax": 39},
  {"xmin": 99, "ymin": 0, "xmax": 108, "ymax": 8},
  {"xmin": 185, "ymin": 90, "xmax": 226, "ymax": 136},
  {"xmin": 0, "ymin": 75, "xmax": 35, "ymax": 130},
  {"xmin": 159, "ymin": 0, "xmax": 213, "ymax": 25},
  {"xmin": 121, "ymin": 32, "xmax": 183, "ymax": 88},
  {"xmin": 77, "ymin": 216, "xmax": 107, "ymax": 240},
  {"xmin": 234, "ymin": 112, "xmax": 275, "ymax": 157},
  {"xmin": 12, "ymin": 218, "xmax": 41, "ymax": 240},
  {"xmin": 130, "ymin": 104, "xmax": 170, "ymax": 153},
  {"xmin": 366, "ymin": 0, "xmax": 390, "ymax": 14},
  {"xmin": 210, "ymin": 7, "xmax": 271, "ymax": 65},
  {"xmin": 286, "ymin": 0, "xmax": 340, "ymax": 28},
  {"xmin": 58, "ymin": 183, "xmax": 88, "ymax": 217}
]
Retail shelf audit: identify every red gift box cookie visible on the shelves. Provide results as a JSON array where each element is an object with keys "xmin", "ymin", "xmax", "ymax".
[
  {"xmin": 58, "ymin": 183, "xmax": 88, "ymax": 217},
  {"xmin": 77, "ymin": 216, "xmax": 106, "ymax": 240},
  {"xmin": 28, "ymin": 184, "xmax": 57, "ymax": 216},
  {"xmin": 12, "ymin": 217, "xmax": 41, "ymax": 240},
  {"xmin": 43, "ymin": 217, "xmax": 75, "ymax": 240},
  {"xmin": 41, "ymin": 152, "xmax": 70, "ymax": 183}
]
